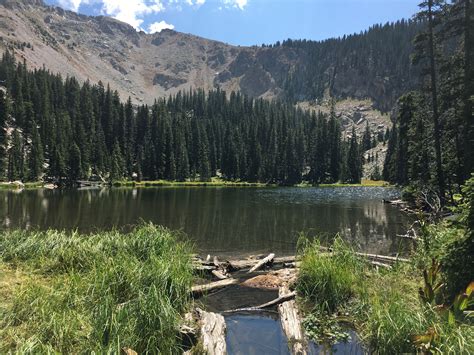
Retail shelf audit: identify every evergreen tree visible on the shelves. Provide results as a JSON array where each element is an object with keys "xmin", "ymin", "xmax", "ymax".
[
  {"xmin": 28, "ymin": 122, "xmax": 44, "ymax": 181},
  {"xmin": 0, "ymin": 90, "xmax": 9, "ymax": 179},
  {"xmin": 68, "ymin": 142, "xmax": 82, "ymax": 182},
  {"xmin": 414, "ymin": 0, "xmax": 446, "ymax": 202},
  {"xmin": 346, "ymin": 127, "xmax": 362, "ymax": 183}
]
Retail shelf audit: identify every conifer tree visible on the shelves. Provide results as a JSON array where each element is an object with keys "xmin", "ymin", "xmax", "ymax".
[{"xmin": 346, "ymin": 127, "xmax": 362, "ymax": 183}]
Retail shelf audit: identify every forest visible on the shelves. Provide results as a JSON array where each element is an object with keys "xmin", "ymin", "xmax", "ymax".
[
  {"xmin": 0, "ymin": 51, "xmax": 368, "ymax": 186},
  {"xmin": 383, "ymin": 0, "xmax": 473, "ymax": 204},
  {"xmin": 0, "ymin": 0, "xmax": 472, "ymax": 198}
]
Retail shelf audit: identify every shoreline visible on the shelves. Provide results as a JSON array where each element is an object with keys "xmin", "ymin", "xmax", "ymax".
[{"xmin": 0, "ymin": 179, "xmax": 393, "ymax": 190}]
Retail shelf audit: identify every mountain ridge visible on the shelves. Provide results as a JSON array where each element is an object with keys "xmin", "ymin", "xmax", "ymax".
[{"xmin": 0, "ymin": 0, "xmax": 420, "ymax": 111}]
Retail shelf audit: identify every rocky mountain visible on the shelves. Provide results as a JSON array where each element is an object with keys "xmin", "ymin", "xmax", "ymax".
[
  {"xmin": 0, "ymin": 0, "xmax": 420, "ymax": 110},
  {"xmin": 0, "ymin": 0, "xmax": 301, "ymax": 105}
]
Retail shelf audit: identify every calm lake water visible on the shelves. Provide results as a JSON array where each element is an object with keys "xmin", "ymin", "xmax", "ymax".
[{"xmin": 0, "ymin": 186, "xmax": 410, "ymax": 256}]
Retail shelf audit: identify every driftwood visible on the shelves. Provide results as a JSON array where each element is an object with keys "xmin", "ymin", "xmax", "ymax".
[
  {"xmin": 370, "ymin": 260, "xmax": 392, "ymax": 269},
  {"xmin": 356, "ymin": 252, "xmax": 409, "ymax": 264},
  {"xmin": 248, "ymin": 253, "xmax": 275, "ymax": 273},
  {"xmin": 222, "ymin": 291, "xmax": 296, "ymax": 313},
  {"xmin": 278, "ymin": 286, "xmax": 307, "ymax": 355},
  {"xmin": 197, "ymin": 308, "xmax": 227, "ymax": 355},
  {"xmin": 211, "ymin": 269, "xmax": 228, "ymax": 280},
  {"xmin": 192, "ymin": 278, "xmax": 239, "ymax": 296},
  {"xmin": 318, "ymin": 246, "xmax": 409, "ymax": 264}
]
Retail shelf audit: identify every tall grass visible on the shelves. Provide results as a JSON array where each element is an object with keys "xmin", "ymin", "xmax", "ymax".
[
  {"xmin": 297, "ymin": 235, "xmax": 474, "ymax": 354},
  {"xmin": 297, "ymin": 237, "xmax": 364, "ymax": 312},
  {"xmin": 0, "ymin": 223, "xmax": 194, "ymax": 353}
]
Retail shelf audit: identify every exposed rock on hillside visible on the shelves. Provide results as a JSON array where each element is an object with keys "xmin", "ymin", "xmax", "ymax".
[{"xmin": 0, "ymin": 0, "xmax": 419, "ymax": 110}]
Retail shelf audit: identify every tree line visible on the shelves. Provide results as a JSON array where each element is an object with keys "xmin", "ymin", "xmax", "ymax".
[
  {"xmin": 0, "ymin": 51, "xmax": 364, "ymax": 185},
  {"xmin": 383, "ymin": 0, "xmax": 473, "ymax": 204}
]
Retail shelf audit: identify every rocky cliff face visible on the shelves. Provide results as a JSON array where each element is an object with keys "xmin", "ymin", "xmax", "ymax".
[
  {"xmin": 0, "ymin": 0, "xmax": 418, "ymax": 111},
  {"xmin": 0, "ymin": 0, "xmax": 302, "ymax": 104}
]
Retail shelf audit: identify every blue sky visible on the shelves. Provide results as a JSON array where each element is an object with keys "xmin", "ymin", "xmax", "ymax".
[{"xmin": 44, "ymin": 0, "xmax": 419, "ymax": 46}]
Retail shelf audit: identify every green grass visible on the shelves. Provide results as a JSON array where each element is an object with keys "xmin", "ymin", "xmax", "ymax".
[
  {"xmin": 112, "ymin": 177, "xmax": 268, "ymax": 188},
  {"xmin": 0, "ymin": 223, "xmax": 195, "ymax": 354},
  {"xmin": 297, "ymin": 233, "xmax": 474, "ymax": 354},
  {"xmin": 0, "ymin": 182, "xmax": 44, "ymax": 190},
  {"xmin": 297, "ymin": 237, "xmax": 364, "ymax": 312}
]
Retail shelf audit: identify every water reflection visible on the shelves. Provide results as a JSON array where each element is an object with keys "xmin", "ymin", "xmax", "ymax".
[{"xmin": 0, "ymin": 187, "xmax": 411, "ymax": 256}]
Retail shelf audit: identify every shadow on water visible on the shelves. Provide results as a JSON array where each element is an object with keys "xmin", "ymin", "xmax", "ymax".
[
  {"xmin": 202, "ymin": 280, "xmax": 365, "ymax": 354},
  {"xmin": 225, "ymin": 311, "xmax": 364, "ymax": 355},
  {"xmin": 225, "ymin": 311, "xmax": 290, "ymax": 355}
]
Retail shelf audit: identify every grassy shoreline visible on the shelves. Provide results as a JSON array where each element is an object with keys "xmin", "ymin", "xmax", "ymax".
[
  {"xmin": 0, "ymin": 224, "xmax": 195, "ymax": 353},
  {"xmin": 296, "ymin": 224, "xmax": 474, "ymax": 353},
  {"xmin": 0, "ymin": 178, "xmax": 392, "ymax": 190}
]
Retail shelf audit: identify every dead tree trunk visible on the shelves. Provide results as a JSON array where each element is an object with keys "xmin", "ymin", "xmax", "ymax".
[
  {"xmin": 192, "ymin": 278, "xmax": 239, "ymax": 296},
  {"xmin": 278, "ymin": 286, "xmax": 307, "ymax": 355},
  {"xmin": 248, "ymin": 253, "xmax": 275, "ymax": 273},
  {"xmin": 197, "ymin": 308, "xmax": 227, "ymax": 355}
]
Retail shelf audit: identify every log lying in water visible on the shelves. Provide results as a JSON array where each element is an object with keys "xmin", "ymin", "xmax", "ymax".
[
  {"xmin": 197, "ymin": 308, "xmax": 227, "ymax": 355},
  {"xmin": 318, "ymin": 246, "xmax": 409, "ymax": 264},
  {"xmin": 278, "ymin": 286, "xmax": 307, "ymax": 355},
  {"xmin": 192, "ymin": 278, "xmax": 239, "ymax": 296},
  {"xmin": 193, "ymin": 254, "xmax": 297, "ymax": 271},
  {"xmin": 222, "ymin": 291, "xmax": 296, "ymax": 313},
  {"xmin": 248, "ymin": 253, "xmax": 275, "ymax": 273}
]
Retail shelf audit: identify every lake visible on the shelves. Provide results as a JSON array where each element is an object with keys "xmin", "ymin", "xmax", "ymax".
[{"xmin": 0, "ymin": 186, "xmax": 411, "ymax": 257}]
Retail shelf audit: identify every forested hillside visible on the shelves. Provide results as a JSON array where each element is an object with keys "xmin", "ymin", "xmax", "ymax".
[
  {"xmin": 383, "ymin": 0, "xmax": 473, "ymax": 203},
  {"xmin": 0, "ymin": 52, "xmax": 370, "ymax": 185},
  {"xmin": 0, "ymin": 0, "xmax": 420, "ymax": 111},
  {"xmin": 281, "ymin": 19, "xmax": 424, "ymax": 111}
]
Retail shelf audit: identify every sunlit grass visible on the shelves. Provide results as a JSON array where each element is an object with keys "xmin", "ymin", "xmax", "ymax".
[
  {"xmin": 297, "ymin": 235, "xmax": 474, "ymax": 354},
  {"xmin": 0, "ymin": 223, "xmax": 195, "ymax": 353}
]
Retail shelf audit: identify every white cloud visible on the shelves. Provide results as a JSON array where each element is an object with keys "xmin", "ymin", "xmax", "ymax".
[
  {"xmin": 222, "ymin": 0, "xmax": 247, "ymax": 10},
  {"xmin": 58, "ymin": 0, "xmax": 87, "ymax": 12},
  {"xmin": 148, "ymin": 20, "xmax": 175, "ymax": 33},
  {"xmin": 100, "ymin": 0, "xmax": 164, "ymax": 30}
]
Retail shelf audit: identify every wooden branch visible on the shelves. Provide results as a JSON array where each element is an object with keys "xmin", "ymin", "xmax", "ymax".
[
  {"xmin": 248, "ymin": 253, "xmax": 275, "ymax": 273},
  {"xmin": 278, "ymin": 286, "xmax": 307, "ymax": 355},
  {"xmin": 318, "ymin": 246, "xmax": 409, "ymax": 264},
  {"xmin": 197, "ymin": 308, "xmax": 227, "ymax": 355},
  {"xmin": 222, "ymin": 291, "xmax": 296, "ymax": 313},
  {"xmin": 211, "ymin": 269, "xmax": 228, "ymax": 280},
  {"xmin": 370, "ymin": 260, "xmax": 392, "ymax": 269},
  {"xmin": 192, "ymin": 278, "xmax": 239, "ymax": 296}
]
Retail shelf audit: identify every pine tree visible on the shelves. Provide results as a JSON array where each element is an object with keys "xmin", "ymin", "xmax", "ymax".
[
  {"xmin": 28, "ymin": 122, "xmax": 44, "ymax": 181},
  {"xmin": 362, "ymin": 121, "xmax": 372, "ymax": 152},
  {"xmin": 414, "ymin": 0, "xmax": 446, "ymax": 202},
  {"xmin": 68, "ymin": 142, "xmax": 82, "ymax": 183},
  {"xmin": 0, "ymin": 90, "xmax": 9, "ymax": 179},
  {"xmin": 346, "ymin": 127, "xmax": 362, "ymax": 183},
  {"xmin": 7, "ymin": 130, "xmax": 24, "ymax": 181}
]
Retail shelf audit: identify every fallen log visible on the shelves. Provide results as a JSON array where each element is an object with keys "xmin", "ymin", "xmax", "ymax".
[
  {"xmin": 222, "ymin": 291, "xmax": 296, "ymax": 313},
  {"xmin": 197, "ymin": 308, "xmax": 227, "ymax": 355},
  {"xmin": 192, "ymin": 278, "xmax": 239, "ymax": 296},
  {"xmin": 248, "ymin": 253, "xmax": 275, "ymax": 273},
  {"xmin": 370, "ymin": 260, "xmax": 392, "ymax": 269},
  {"xmin": 318, "ymin": 246, "xmax": 409, "ymax": 264},
  {"xmin": 211, "ymin": 269, "xmax": 228, "ymax": 280},
  {"xmin": 278, "ymin": 286, "xmax": 307, "ymax": 355}
]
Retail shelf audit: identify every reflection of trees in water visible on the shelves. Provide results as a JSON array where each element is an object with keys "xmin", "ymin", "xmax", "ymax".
[{"xmin": 0, "ymin": 189, "xmax": 411, "ymax": 255}]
